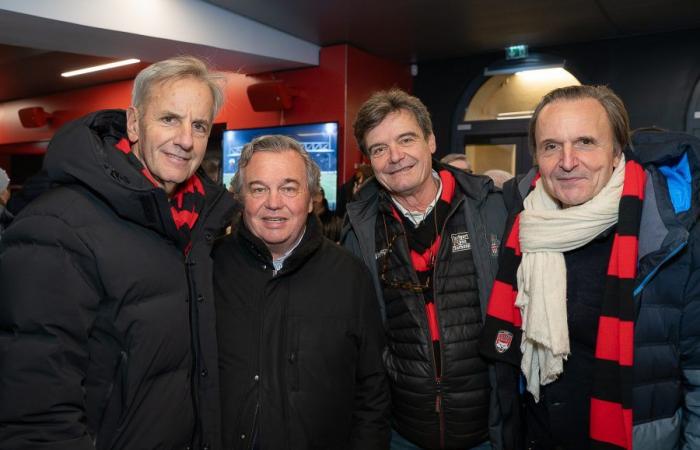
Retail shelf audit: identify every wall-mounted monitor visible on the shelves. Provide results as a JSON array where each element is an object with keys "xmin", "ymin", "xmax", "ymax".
[{"xmin": 222, "ymin": 122, "xmax": 339, "ymax": 210}]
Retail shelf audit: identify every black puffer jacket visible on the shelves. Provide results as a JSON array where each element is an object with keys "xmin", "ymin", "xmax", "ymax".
[
  {"xmin": 341, "ymin": 163, "xmax": 507, "ymax": 449},
  {"xmin": 214, "ymin": 216, "xmax": 390, "ymax": 450},
  {"xmin": 0, "ymin": 110, "xmax": 235, "ymax": 450}
]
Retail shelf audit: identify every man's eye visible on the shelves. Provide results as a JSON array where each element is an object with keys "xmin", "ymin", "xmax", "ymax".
[
  {"xmin": 250, "ymin": 186, "xmax": 267, "ymax": 196},
  {"xmin": 280, "ymin": 186, "xmax": 299, "ymax": 196},
  {"xmin": 399, "ymin": 137, "xmax": 415, "ymax": 145},
  {"xmin": 193, "ymin": 122, "xmax": 209, "ymax": 134},
  {"xmin": 161, "ymin": 116, "xmax": 175, "ymax": 124},
  {"xmin": 543, "ymin": 143, "xmax": 558, "ymax": 151},
  {"xmin": 369, "ymin": 146, "xmax": 387, "ymax": 158}
]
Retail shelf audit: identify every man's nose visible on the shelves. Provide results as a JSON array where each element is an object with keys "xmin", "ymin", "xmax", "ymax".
[
  {"xmin": 174, "ymin": 123, "xmax": 194, "ymax": 150},
  {"xmin": 560, "ymin": 145, "xmax": 578, "ymax": 171},
  {"xmin": 388, "ymin": 143, "xmax": 404, "ymax": 163},
  {"xmin": 264, "ymin": 189, "xmax": 283, "ymax": 209}
]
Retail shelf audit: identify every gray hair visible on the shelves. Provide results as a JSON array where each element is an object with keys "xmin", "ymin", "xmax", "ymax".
[
  {"xmin": 529, "ymin": 85, "xmax": 630, "ymax": 157},
  {"xmin": 440, "ymin": 153, "xmax": 471, "ymax": 171},
  {"xmin": 231, "ymin": 134, "xmax": 321, "ymax": 197},
  {"xmin": 483, "ymin": 169, "xmax": 513, "ymax": 189},
  {"xmin": 132, "ymin": 55, "xmax": 225, "ymax": 119}
]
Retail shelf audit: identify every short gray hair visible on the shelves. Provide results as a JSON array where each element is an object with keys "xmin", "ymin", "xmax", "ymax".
[
  {"xmin": 440, "ymin": 153, "xmax": 471, "ymax": 170},
  {"xmin": 231, "ymin": 135, "xmax": 321, "ymax": 197},
  {"xmin": 132, "ymin": 55, "xmax": 225, "ymax": 119}
]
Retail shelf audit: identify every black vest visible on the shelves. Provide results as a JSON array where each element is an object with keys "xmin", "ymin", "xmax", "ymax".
[{"xmin": 375, "ymin": 191, "xmax": 490, "ymax": 449}]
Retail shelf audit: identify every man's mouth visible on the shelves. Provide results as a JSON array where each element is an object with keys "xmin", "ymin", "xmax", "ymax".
[
  {"xmin": 163, "ymin": 151, "xmax": 190, "ymax": 162},
  {"xmin": 263, "ymin": 217, "xmax": 287, "ymax": 222},
  {"xmin": 388, "ymin": 164, "xmax": 414, "ymax": 175}
]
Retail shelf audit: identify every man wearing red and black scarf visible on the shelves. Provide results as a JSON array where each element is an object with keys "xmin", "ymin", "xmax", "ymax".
[
  {"xmin": 480, "ymin": 85, "xmax": 700, "ymax": 450},
  {"xmin": 343, "ymin": 89, "xmax": 508, "ymax": 449},
  {"xmin": 0, "ymin": 56, "xmax": 235, "ymax": 449}
]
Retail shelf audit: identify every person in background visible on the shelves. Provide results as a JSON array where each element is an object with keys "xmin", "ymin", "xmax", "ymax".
[
  {"xmin": 214, "ymin": 135, "xmax": 389, "ymax": 450},
  {"xmin": 337, "ymin": 163, "xmax": 374, "ymax": 218},
  {"xmin": 342, "ymin": 88, "xmax": 507, "ymax": 449},
  {"xmin": 0, "ymin": 167, "xmax": 13, "ymax": 237},
  {"xmin": 201, "ymin": 157, "xmax": 222, "ymax": 184},
  {"xmin": 480, "ymin": 85, "xmax": 700, "ymax": 450},
  {"xmin": 440, "ymin": 152, "xmax": 473, "ymax": 173},
  {"xmin": 312, "ymin": 186, "xmax": 342, "ymax": 241},
  {"xmin": 483, "ymin": 168, "xmax": 513, "ymax": 189},
  {"xmin": 0, "ymin": 56, "xmax": 235, "ymax": 450}
]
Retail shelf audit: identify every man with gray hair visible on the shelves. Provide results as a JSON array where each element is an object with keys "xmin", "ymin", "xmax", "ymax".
[
  {"xmin": 213, "ymin": 135, "xmax": 389, "ymax": 449},
  {"xmin": 0, "ymin": 56, "xmax": 235, "ymax": 449}
]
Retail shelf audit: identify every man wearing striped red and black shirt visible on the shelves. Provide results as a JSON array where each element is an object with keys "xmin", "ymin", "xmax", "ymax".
[
  {"xmin": 343, "ymin": 89, "xmax": 507, "ymax": 449},
  {"xmin": 480, "ymin": 85, "xmax": 700, "ymax": 450}
]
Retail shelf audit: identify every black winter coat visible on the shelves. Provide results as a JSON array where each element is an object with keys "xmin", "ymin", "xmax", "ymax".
[
  {"xmin": 0, "ymin": 110, "xmax": 236, "ymax": 450},
  {"xmin": 214, "ymin": 216, "xmax": 390, "ymax": 450}
]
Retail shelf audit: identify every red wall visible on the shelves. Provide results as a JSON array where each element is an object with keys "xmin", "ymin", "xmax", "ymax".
[{"xmin": 0, "ymin": 45, "xmax": 411, "ymax": 184}]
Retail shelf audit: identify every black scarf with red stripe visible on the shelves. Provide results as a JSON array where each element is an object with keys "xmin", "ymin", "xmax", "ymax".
[
  {"xmin": 382, "ymin": 169, "xmax": 456, "ymax": 377},
  {"xmin": 479, "ymin": 151, "xmax": 645, "ymax": 449},
  {"xmin": 115, "ymin": 137, "xmax": 205, "ymax": 253}
]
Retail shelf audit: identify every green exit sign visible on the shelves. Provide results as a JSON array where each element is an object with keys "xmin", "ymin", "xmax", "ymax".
[{"xmin": 506, "ymin": 45, "xmax": 528, "ymax": 60}]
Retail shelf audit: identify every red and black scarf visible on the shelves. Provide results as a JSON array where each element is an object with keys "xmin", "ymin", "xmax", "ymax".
[
  {"xmin": 388, "ymin": 169, "xmax": 456, "ymax": 377},
  {"xmin": 115, "ymin": 138, "xmax": 205, "ymax": 253},
  {"xmin": 480, "ymin": 152, "xmax": 645, "ymax": 449}
]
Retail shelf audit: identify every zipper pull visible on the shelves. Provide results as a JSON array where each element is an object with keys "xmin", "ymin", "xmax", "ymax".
[{"xmin": 435, "ymin": 393, "xmax": 442, "ymax": 413}]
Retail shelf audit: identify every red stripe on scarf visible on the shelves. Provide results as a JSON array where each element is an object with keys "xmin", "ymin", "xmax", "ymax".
[
  {"xmin": 392, "ymin": 170, "xmax": 456, "ymax": 272},
  {"xmin": 425, "ymin": 302, "xmax": 440, "ymax": 342},
  {"xmin": 505, "ymin": 215, "xmax": 522, "ymax": 256},
  {"xmin": 607, "ymin": 235, "xmax": 639, "ymax": 279},
  {"xmin": 486, "ymin": 280, "xmax": 522, "ymax": 326},
  {"xmin": 621, "ymin": 161, "xmax": 646, "ymax": 199},
  {"xmin": 115, "ymin": 138, "xmax": 132, "ymax": 154},
  {"xmin": 170, "ymin": 176, "xmax": 204, "ymax": 230},
  {"xmin": 594, "ymin": 316, "xmax": 634, "ymax": 366},
  {"xmin": 590, "ymin": 399, "xmax": 633, "ymax": 448}
]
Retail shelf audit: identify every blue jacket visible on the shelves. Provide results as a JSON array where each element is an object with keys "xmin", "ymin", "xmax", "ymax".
[{"xmin": 630, "ymin": 130, "xmax": 700, "ymax": 450}]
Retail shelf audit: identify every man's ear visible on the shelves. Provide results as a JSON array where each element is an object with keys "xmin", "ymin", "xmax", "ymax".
[
  {"xmin": 428, "ymin": 133, "xmax": 437, "ymax": 154},
  {"xmin": 126, "ymin": 106, "xmax": 140, "ymax": 143}
]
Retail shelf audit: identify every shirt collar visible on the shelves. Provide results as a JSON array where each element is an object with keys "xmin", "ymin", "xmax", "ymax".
[{"xmin": 391, "ymin": 170, "xmax": 442, "ymax": 227}]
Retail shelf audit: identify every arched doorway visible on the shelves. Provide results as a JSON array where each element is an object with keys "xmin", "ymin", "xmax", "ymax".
[{"xmin": 451, "ymin": 66, "xmax": 580, "ymax": 175}]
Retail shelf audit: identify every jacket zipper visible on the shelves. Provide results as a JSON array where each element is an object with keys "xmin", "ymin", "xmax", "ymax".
[
  {"xmin": 184, "ymin": 187, "xmax": 227, "ymax": 448},
  {"xmin": 400, "ymin": 222, "xmax": 446, "ymax": 449}
]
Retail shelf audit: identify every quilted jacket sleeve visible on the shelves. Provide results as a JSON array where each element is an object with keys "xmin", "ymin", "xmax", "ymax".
[
  {"xmin": 0, "ymin": 211, "xmax": 101, "ymax": 450},
  {"xmin": 681, "ymin": 230, "xmax": 700, "ymax": 450}
]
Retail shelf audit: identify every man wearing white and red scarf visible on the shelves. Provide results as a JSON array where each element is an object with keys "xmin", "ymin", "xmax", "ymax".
[
  {"xmin": 0, "ymin": 56, "xmax": 235, "ymax": 450},
  {"xmin": 480, "ymin": 85, "xmax": 700, "ymax": 450}
]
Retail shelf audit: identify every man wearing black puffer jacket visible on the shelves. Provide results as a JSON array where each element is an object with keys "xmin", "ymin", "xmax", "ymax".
[
  {"xmin": 0, "ymin": 56, "xmax": 235, "ymax": 450},
  {"xmin": 342, "ymin": 89, "xmax": 507, "ymax": 449}
]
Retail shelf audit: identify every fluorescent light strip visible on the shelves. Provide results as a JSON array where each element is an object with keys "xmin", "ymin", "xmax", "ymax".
[
  {"xmin": 496, "ymin": 111, "xmax": 534, "ymax": 120},
  {"xmin": 61, "ymin": 58, "xmax": 141, "ymax": 78}
]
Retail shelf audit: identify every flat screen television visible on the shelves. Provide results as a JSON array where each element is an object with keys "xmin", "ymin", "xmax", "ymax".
[{"xmin": 222, "ymin": 122, "xmax": 339, "ymax": 210}]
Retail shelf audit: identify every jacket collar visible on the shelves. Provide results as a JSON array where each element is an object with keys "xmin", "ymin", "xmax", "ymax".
[
  {"xmin": 237, "ymin": 214, "xmax": 324, "ymax": 274},
  {"xmin": 347, "ymin": 159, "xmax": 495, "ymax": 226}
]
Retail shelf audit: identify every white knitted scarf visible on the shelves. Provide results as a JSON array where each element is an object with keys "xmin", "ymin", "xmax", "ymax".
[{"xmin": 517, "ymin": 154, "xmax": 625, "ymax": 402}]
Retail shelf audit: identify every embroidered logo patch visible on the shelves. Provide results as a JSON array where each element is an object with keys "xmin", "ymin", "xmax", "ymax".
[
  {"xmin": 495, "ymin": 330, "xmax": 513, "ymax": 353},
  {"xmin": 450, "ymin": 232, "xmax": 470, "ymax": 252},
  {"xmin": 490, "ymin": 234, "xmax": 501, "ymax": 257}
]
